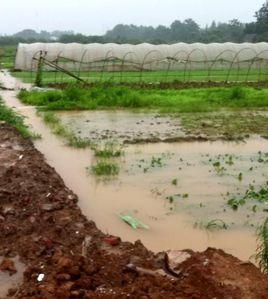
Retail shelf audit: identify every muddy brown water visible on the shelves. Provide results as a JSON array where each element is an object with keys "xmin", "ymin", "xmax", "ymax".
[
  {"xmin": 1, "ymin": 71, "xmax": 268, "ymax": 265},
  {"xmin": 0, "ymin": 256, "xmax": 25, "ymax": 298},
  {"xmin": 57, "ymin": 110, "xmax": 185, "ymax": 142}
]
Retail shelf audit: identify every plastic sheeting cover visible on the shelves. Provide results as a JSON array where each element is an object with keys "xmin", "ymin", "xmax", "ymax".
[{"xmin": 15, "ymin": 42, "xmax": 268, "ymax": 71}]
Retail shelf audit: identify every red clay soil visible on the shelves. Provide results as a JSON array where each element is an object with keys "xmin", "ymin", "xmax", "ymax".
[{"xmin": 0, "ymin": 122, "xmax": 268, "ymax": 299}]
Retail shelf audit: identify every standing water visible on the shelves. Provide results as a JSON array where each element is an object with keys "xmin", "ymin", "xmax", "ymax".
[{"xmin": 1, "ymin": 71, "xmax": 268, "ymax": 262}]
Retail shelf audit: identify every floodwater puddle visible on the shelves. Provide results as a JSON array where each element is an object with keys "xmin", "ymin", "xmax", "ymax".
[
  {"xmin": 0, "ymin": 256, "xmax": 25, "ymax": 298},
  {"xmin": 57, "ymin": 110, "xmax": 185, "ymax": 143},
  {"xmin": 85, "ymin": 138, "xmax": 268, "ymax": 261}
]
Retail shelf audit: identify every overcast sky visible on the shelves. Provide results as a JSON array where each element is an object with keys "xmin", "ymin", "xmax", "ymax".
[{"xmin": 0, "ymin": 0, "xmax": 265, "ymax": 35}]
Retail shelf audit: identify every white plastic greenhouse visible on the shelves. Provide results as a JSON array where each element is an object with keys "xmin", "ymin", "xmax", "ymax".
[{"xmin": 15, "ymin": 42, "xmax": 268, "ymax": 72}]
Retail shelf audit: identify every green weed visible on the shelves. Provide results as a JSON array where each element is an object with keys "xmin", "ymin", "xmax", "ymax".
[
  {"xmin": 257, "ymin": 151, "xmax": 268, "ymax": 163},
  {"xmin": 230, "ymin": 86, "xmax": 246, "ymax": 100},
  {"xmin": 213, "ymin": 161, "xmax": 226, "ymax": 176},
  {"xmin": 171, "ymin": 178, "xmax": 178, "ymax": 186},
  {"xmin": 0, "ymin": 97, "xmax": 39, "ymax": 139},
  {"xmin": 227, "ymin": 183, "xmax": 268, "ymax": 211},
  {"xmin": 255, "ymin": 218, "xmax": 268, "ymax": 274},
  {"xmin": 194, "ymin": 219, "xmax": 228, "ymax": 231},
  {"xmin": 166, "ymin": 193, "xmax": 189, "ymax": 203},
  {"xmin": 43, "ymin": 112, "xmax": 90, "ymax": 148},
  {"xmin": 18, "ymin": 85, "xmax": 268, "ymax": 113},
  {"xmin": 90, "ymin": 160, "xmax": 119, "ymax": 176},
  {"xmin": 92, "ymin": 141, "xmax": 123, "ymax": 158},
  {"xmin": 151, "ymin": 156, "xmax": 164, "ymax": 167}
]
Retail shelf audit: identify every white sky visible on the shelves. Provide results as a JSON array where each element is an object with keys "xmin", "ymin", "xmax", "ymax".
[{"xmin": 0, "ymin": 0, "xmax": 265, "ymax": 35}]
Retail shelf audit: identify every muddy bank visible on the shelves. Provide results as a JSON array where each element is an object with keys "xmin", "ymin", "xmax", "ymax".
[{"xmin": 1, "ymin": 124, "xmax": 268, "ymax": 298}]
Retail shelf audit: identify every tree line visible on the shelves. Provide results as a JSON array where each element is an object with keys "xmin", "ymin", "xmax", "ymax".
[{"xmin": 1, "ymin": 1, "xmax": 267, "ymax": 45}]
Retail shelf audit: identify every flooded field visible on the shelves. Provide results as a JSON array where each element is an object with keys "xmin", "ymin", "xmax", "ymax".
[
  {"xmin": 58, "ymin": 110, "xmax": 185, "ymax": 143},
  {"xmin": 84, "ymin": 139, "xmax": 268, "ymax": 259},
  {"xmin": 1, "ymin": 73, "xmax": 268, "ymax": 263},
  {"xmin": 54, "ymin": 110, "xmax": 268, "ymax": 261}
]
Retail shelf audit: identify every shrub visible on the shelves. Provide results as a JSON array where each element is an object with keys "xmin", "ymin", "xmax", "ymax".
[{"xmin": 230, "ymin": 86, "xmax": 246, "ymax": 100}]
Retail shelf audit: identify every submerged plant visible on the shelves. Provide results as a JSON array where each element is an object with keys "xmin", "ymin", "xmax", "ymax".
[
  {"xmin": 90, "ymin": 160, "xmax": 119, "ymax": 176},
  {"xmin": 165, "ymin": 193, "xmax": 189, "ymax": 203},
  {"xmin": 225, "ymin": 155, "xmax": 234, "ymax": 166},
  {"xmin": 151, "ymin": 156, "xmax": 164, "ymax": 167},
  {"xmin": 68, "ymin": 136, "xmax": 91, "ymax": 148},
  {"xmin": 213, "ymin": 161, "xmax": 226, "ymax": 175},
  {"xmin": 92, "ymin": 141, "xmax": 123, "ymax": 158},
  {"xmin": 227, "ymin": 183, "xmax": 268, "ymax": 211},
  {"xmin": 43, "ymin": 112, "xmax": 91, "ymax": 148},
  {"xmin": 257, "ymin": 151, "xmax": 268, "ymax": 163},
  {"xmin": 136, "ymin": 153, "xmax": 169, "ymax": 173},
  {"xmin": 255, "ymin": 218, "xmax": 268, "ymax": 274},
  {"xmin": 194, "ymin": 219, "xmax": 228, "ymax": 231},
  {"xmin": 171, "ymin": 178, "xmax": 178, "ymax": 186},
  {"xmin": 227, "ymin": 197, "xmax": 246, "ymax": 211}
]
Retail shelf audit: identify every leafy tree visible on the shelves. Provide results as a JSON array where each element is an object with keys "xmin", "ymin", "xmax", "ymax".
[
  {"xmin": 255, "ymin": 1, "xmax": 268, "ymax": 34},
  {"xmin": 13, "ymin": 29, "xmax": 40, "ymax": 39},
  {"xmin": 170, "ymin": 19, "xmax": 200, "ymax": 42}
]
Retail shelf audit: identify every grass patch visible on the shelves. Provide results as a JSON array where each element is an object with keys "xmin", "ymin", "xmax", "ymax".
[
  {"xmin": 0, "ymin": 97, "xmax": 39, "ymax": 139},
  {"xmin": 18, "ymin": 85, "xmax": 268, "ymax": 113},
  {"xmin": 0, "ymin": 45, "xmax": 16, "ymax": 69},
  {"xmin": 42, "ymin": 111, "xmax": 90, "ymax": 148},
  {"xmin": 92, "ymin": 141, "xmax": 123, "ymax": 158},
  {"xmin": 256, "ymin": 218, "xmax": 268, "ymax": 274},
  {"xmin": 90, "ymin": 160, "xmax": 119, "ymax": 176},
  {"xmin": 180, "ymin": 111, "xmax": 268, "ymax": 139},
  {"xmin": 230, "ymin": 86, "xmax": 246, "ymax": 100}
]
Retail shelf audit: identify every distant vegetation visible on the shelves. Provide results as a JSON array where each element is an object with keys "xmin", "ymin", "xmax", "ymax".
[
  {"xmin": 0, "ymin": 30, "xmax": 73, "ymax": 46},
  {"xmin": 0, "ymin": 2, "xmax": 267, "ymax": 45}
]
